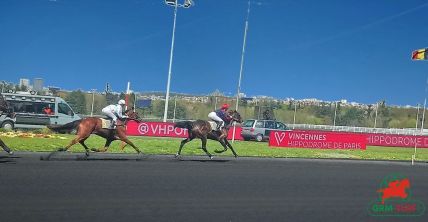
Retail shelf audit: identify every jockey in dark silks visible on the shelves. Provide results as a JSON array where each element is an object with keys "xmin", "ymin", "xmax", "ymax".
[{"xmin": 208, "ymin": 103, "xmax": 232, "ymax": 131}]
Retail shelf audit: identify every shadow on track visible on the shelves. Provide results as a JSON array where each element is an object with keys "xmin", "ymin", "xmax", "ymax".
[
  {"xmin": 179, "ymin": 159, "xmax": 231, "ymax": 163},
  {"xmin": 40, "ymin": 151, "xmax": 145, "ymax": 161},
  {"xmin": 174, "ymin": 156, "xmax": 232, "ymax": 163},
  {"xmin": 0, "ymin": 156, "xmax": 20, "ymax": 164}
]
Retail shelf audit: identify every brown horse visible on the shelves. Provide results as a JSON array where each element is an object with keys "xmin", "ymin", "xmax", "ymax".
[
  {"xmin": 174, "ymin": 110, "xmax": 242, "ymax": 159},
  {"xmin": 48, "ymin": 108, "xmax": 142, "ymax": 156}
]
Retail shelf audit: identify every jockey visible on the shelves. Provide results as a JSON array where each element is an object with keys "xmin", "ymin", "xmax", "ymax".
[
  {"xmin": 208, "ymin": 103, "xmax": 232, "ymax": 131},
  {"xmin": 102, "ymin": 99, "xmax": 127, "ymax": 129}
]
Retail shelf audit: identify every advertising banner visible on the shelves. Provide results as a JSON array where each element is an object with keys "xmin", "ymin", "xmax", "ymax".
[
  {"xmin": 126, "ymin": 121, "xmax": 244, "ymax": 140},
  {"xmin": 366, "ymin": 133, "xmax": 428, "ymax": 148},
  {"xmin": 127, "ymin": 121, "xmax": 188, "ymax": 138},
  {"xmin": 128, "ymin": 122, "xmax": 428, "ymax": 149},
  {"xmin": 269, "ymin": 130, "xmax": 367, "ymax": 150}
]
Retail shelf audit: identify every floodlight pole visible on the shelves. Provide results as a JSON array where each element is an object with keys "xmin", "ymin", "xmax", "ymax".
[
  {"xmin": 293, "ymin": 102, "xmax": 297, "ymax": 129},
  {"xmin": 235, "ymin": 0, "xmax": 251, "ymax": 113},
  {"xmin": 333, "ymin": 101, "xmax": 338, "ymax": 127},
  {"xmin": 133, "ymin": 93, "xmax": 137, "ymax": 110},
  {"xmin": 90, "ymin": 89, "xmax": 96, "ymax": 117},
  {"xmin": 163, "ymin": 3, "xmax": 178, "ymax": 122},
  {"xmin": 374, "ymin": 102, "xmax": 378, "ymax": 128},
  {"xmin": 163, "ymin": 1, "xmax": 193, "ymax": 122},
  {"xmin": 232, "ymin": 0, "xmax": 251, "ymax": 143},
  {"xmin": 173, "ymin": 97, "xmax": 177, "ymax": 123}
]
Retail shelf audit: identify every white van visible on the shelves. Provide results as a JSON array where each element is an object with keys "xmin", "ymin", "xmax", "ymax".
[{"xmin": 0, "ymin": 92, "xmax": 81, "ymax": 130}]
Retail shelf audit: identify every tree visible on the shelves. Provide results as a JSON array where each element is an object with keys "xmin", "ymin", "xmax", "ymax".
[
  {"xmin": 314, "ymin": 102, "xmax": 332, "ymax": 118},
  {"xmin": 287, "ymin": 100, "xmax": 294, "ymax": 110},
  {"xmin": 153, "ymin": 100, "xmax": 187, "ymax": 120},
  {"xmin": 65, "ymin": 90, "xmax": 87, "ymax": 114},
  {"xmin": 338, "ymin": 107, "xmax": 365, "ymax": 126},
  {"xmin": 366, "ymin": 104, "xmax": 373, "ymax": 119},
  {"xmin": 377, "ymin": 100, "xmax": 391, "ymax": 128},
  {"xmin": 105, "ymin": 93, "xmax": 118, "ymax": 105},
  {"xmin": 15, "ymin": 85, "xmax": 27, "ymax": 92}
]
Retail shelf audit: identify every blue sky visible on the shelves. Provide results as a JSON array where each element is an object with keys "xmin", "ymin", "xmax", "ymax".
[{"xmin": 0, "ymin": 0, "xmax": 427, "ymax": 105}]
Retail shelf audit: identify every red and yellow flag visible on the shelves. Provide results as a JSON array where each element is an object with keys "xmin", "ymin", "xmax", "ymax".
[{"xmin": 412, "ymin": 48, "xmax": 427, "ymax": 60}]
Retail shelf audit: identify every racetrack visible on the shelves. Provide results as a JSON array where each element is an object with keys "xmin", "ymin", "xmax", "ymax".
[{"xmin": 0, "ymin": 152, "xmax": 427, "ymax": 222}]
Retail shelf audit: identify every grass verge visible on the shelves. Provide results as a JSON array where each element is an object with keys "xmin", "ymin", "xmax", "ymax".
[{"xmin": 2, "ymin": 134, "xmax": 428, "ymax": 162}]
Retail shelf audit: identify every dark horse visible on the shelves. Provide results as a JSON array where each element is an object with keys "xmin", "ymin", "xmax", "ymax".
[
  {"xmin": 48, "ymin": 108, "xmax": 142, "ymax": 156},
  {"xmin": 0, "ymin": 93, "xmax": 14, "ymax": 154},
  {"xmin": 174, "ymin": 110, "xmax": 242, "ymax": 159}
]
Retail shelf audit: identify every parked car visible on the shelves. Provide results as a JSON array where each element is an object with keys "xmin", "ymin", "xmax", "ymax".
[{"xmin": 241, "ymin": 119, "xmax": 288, "ymax": 142}]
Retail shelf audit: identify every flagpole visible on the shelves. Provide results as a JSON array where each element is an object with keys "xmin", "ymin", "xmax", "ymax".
[
  {"xmin": 415, "ymin": 78, "xmax": 428, "ymax": 164},
  {"xmin": 410, "ymin": 49, "xmax": 428, "ymax": 164},
  {"xmin": 412, "ymin": 104, "xmax": 420, "ymax": 165}
]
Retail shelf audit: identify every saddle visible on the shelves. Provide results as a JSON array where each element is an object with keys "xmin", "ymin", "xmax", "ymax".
[
  {"xmin": 100, "ymin": 118, "xmax": 113, "ymax": 129},
  {"xmin": 208, "ymin": 121, "xmax": 218, "ymax": 131},
  {"xmin": 208, "ymin": 121, "xmax": 230, "ymax": 132}
]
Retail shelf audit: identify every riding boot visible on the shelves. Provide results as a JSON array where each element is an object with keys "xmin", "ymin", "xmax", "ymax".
[
  {"xmin": 216, "ymin": 121, "xmax": 223, "ymax": 131},
  {"xmin": 110, "ymin": 120, "xmax": 116, "ymax": 129}
]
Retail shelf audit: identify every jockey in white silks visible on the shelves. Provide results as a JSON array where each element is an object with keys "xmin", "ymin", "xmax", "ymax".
[{"xmin": 102, "ymin": 99, "xmax": 127, "ymax": 129}]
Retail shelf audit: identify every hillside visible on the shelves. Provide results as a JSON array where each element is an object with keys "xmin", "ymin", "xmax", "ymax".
[{"xmin": 56, "ymin": 90, "xmax": 422, "ymax": 129}]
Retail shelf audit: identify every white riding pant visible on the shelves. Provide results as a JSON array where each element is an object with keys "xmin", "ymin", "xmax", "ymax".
[
  {"xmin": 208, "ymin": 112, "xmax": 223, "ymax": 122},
  {"xmin": 208, "ymin": 112, "xmax": 224, "ymax": 129},
  {"xmin": 102, "ymin": 108, "xmax": 117, "ymax": 122}
]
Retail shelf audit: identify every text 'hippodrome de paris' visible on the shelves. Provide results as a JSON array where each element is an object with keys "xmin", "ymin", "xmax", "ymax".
[{"xmin": 367, "ymin": 134, "xmax": 428, "ymax": 147}]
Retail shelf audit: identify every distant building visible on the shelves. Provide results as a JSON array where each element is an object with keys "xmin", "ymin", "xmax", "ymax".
[
  {"xmin": 33, "ymin": 78, "xmax": 43, "ymax": 91},
  {"xmin": 19, "ymin": 78, "xmax": 30, "ymax": 88}
]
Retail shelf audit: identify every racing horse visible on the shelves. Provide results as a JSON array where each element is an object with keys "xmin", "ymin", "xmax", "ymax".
[
  {"xmin": 174, "ymin": 110, "xmax": 242, "ymax": 159},
  {"xmin": 48, "ymin": 108, "xmax": 142, "ymax": 156},
  {"xmin": 0, "ymin": 93, "xmax": 14, "ymax": 154}
]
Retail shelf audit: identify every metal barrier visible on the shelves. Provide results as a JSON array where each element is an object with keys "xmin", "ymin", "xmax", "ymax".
[{"xmin": 138, "ymin": 117, "xmax": 428, "ymax": 136}]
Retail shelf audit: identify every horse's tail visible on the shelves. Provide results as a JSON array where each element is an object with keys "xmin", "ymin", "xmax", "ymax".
[
  {"xmin": 174, "ymin": 121, "xmax": 193, "ymax": 131},
  {"xmin": 47, "ymin": 120, "xmax": 82, "ymax": 134}
]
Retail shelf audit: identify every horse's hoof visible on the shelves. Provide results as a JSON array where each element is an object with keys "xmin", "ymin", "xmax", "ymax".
[
  {"xmin": 175, "ymin": 153, "xmax": 180, "ymax": 158},
  {"xmin": 209, "ymin": 156, "xmax": 213, "ymax": 160},
  {"xmin": 58, "ymin": 148, "xmax": 66, "ymax": 152},
  {"xmin": 234, "ymin": 155, "xmax": 238, "ymax": 158},
  {"xmin": 8, "ymin": 151, "xmax": 13, "ymax": 155},
  {"xmin": 85, "ymin": 152, "xmax": 90, "ymax": 157}
]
